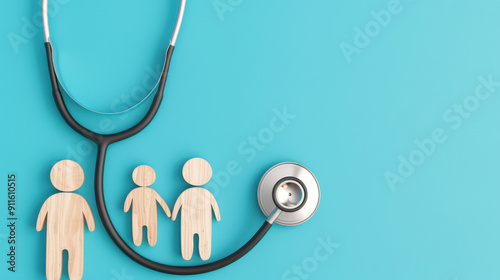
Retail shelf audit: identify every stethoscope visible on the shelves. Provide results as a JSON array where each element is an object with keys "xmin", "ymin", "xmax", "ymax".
[{"xmin": 42, "ymin": 0, "xmax": 320, "ymax": 275}]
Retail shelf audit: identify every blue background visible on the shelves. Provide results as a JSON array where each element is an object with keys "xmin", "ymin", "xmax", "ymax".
[{"xmin": 2, "ymin": 0, "xmax": 500, "ymax": 279}]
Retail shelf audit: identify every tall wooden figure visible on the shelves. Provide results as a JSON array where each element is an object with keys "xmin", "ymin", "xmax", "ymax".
[
  {"xmin": 36, "ymin": 160, "xmax": 95, "ymax": 280},
  {"xmin": 124, "ymin": 165, "xmax": 171, "ymax": 246},
  {"xmin": 172, "ymin": 158, "xmax": 221, "ymax": 261}
]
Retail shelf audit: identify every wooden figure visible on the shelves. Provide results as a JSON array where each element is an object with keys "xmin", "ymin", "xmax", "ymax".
[
  {"xmin": 124, "ymin": 165, "xmax": 171, "ymax": 246},
  {"xmin": 36, "ymin": 159, "xmax": 95, "ymax": 280},
  {"xmin": 172, "ymin": 158, "xmax": 221, "ymax": 261}
]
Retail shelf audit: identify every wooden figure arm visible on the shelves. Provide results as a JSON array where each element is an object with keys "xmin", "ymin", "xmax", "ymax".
[
  {"xmin": 124, "ymin": 191, "xmax": 134, "ymax": 213},
  {"xmin": 36, "ymin": 200, "xmax": 49, "ymax": 231},
  {"xmin": 155, "ymin": 192, "xmax": 171, "ymax": 218},
  {"xmin": 82, "ymin": 199, "xmax": 95, "ymax": 232},
  {"xmin": 171, "ymin": 193, "xmax": 184, "ymax": 221},
  {"xmin": 211, "ymin": 195, "xmax": 221, "ymax": 221}
]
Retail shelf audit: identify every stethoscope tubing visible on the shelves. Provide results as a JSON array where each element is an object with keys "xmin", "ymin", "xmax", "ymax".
[
  {"xmin": 42, "ymin": 0, "xmax": 276, "ymax": 274},
  {"xmin": 42, "ymin": 0, "xmax": 187, "ymax": 114},
  {"xmin": 44, "ymin": 38, "xmax": 273, "ymax": 276}
]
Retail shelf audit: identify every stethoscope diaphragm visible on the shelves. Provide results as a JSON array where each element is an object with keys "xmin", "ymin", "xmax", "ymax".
[{"xmin": 258, "ymin": 162, "xmax": 320, "ymax": 226}]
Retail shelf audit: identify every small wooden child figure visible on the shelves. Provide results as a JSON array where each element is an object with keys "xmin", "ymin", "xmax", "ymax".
[
  {"xmin": 172, "ymin": 158, "xmax": 221, "ymax": 261},
  {"xmin": 124, "ymin": 165, "xmax": 171, "ymax": 246},
  {"xmin": 36, "ymin": 160, "xmax": 95, "ymax": 280}
]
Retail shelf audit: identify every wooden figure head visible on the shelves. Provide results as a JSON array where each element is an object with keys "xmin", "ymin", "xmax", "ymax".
[
  {"xmin": 182, "ymin": 158, "xmax": 212, "ymax": 186},
  {"xmin": 50, "ymin": 160, "xmax": 85, "ymax": 192},
  {"xmin": 132, "ymin": 165, "xmax": 156, "ymax": 187}
]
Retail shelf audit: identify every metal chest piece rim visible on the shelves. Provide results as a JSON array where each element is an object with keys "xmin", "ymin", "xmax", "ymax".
[{"xmin": 258, "ymin": 162, "xmax": 321, "ymax": 226}]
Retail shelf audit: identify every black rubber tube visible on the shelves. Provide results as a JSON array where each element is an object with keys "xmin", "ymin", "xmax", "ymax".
[{"xmin": 44, "ymin": 42, "xmax": 273, "ymax": 275}]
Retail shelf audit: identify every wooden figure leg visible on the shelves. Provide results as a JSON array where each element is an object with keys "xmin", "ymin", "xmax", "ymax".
[
  {"xmin": 198, "ymin": 228, "xmax": 212, "ymax": 261},
  {"xmin": 68, "ymin": 243, "xmax": 84, "ymax": 280},
  {"xmin": 181, "ymin": 231, "xmax": 194, "ymax": 260},
  {"xmin": 46, "ymin": 246, "xmax": 63, "ymax": 280},
  {"xmin": 147, "ymin": 222, "xmax": 157, "ymax": 246},
  {"xmin": 132, "ymin": 218, "xmax": 143, "ymax": 246}
]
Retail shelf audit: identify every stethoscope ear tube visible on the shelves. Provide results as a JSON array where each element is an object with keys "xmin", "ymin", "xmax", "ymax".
[
  {"xmin": 42, "ymin": 0, "xmax": 186, "ymax": 114},
  {"xmin": 42, "ymin": 0, "xmax": 187, "ymax": 46}
]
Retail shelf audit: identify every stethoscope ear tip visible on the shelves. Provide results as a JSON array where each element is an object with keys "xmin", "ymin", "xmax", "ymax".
[{"xmin": 258, "ymin": 162, "xmax": 320, "ymax": 226}]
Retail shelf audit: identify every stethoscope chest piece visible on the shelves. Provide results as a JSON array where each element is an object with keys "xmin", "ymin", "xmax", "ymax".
[{"xmin": 258, "ymin": 162, "xmax": 320, "ymax": 226}]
